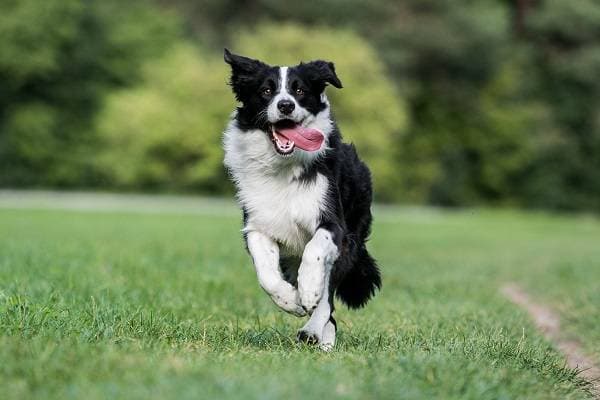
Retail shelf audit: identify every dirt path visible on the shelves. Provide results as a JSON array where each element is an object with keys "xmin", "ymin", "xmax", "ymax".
[{"xmin": 501, "ymin": 283, "xmax": 600, "ymax": 398}]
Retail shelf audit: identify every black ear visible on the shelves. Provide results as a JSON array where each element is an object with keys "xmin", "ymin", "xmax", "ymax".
[
  {"xmin": 224, "ymin": 48, "xmax": 269, "ymax": 76},
  {"xmin": 303, "ymin": 60, "xmax": 343, "ymax": 89},
  {"xmin": 224, "ymin": 48, "xmax": 269, "ymax": 99}
]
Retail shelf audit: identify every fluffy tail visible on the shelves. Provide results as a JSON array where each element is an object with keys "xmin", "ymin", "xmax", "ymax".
[{"xmin": 335, "ymin": 247, "xmax": 381, "ymax": 309}]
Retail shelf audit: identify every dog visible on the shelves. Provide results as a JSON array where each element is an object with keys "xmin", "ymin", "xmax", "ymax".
[{"xmin": 222, "ymin": 49, "xmax": 381, "ymax": 350}]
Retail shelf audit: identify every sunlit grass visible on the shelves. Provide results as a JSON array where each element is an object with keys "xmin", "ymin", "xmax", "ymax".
[{"xmin": 1, "ymin": 196, "xmax": 599, "ymax": 399}]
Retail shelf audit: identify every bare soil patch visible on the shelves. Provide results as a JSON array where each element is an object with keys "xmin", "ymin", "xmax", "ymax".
[{"xmin": 502, "ymin": 283, "xmax": 600, "ymax": 398}]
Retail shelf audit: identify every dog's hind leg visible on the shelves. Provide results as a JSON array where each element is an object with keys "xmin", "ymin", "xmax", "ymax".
[{"xmin": 246, "ymin": 231, "xmax": 306, "ymax": 316}]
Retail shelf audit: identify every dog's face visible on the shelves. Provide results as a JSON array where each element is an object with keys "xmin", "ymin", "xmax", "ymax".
[{"xmin": 224, "ymin": 49, "xmax": 342, "ymax": 158}]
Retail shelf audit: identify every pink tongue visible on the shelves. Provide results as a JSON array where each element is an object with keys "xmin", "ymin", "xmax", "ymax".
[{"xmin": 274, "ymin": 126, "xmax": 324, "ymax": 151}]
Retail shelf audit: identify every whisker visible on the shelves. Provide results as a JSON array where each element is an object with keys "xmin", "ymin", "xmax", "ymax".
[{"xmin": 253, "ymin": 110, "xmax": 270, "ymax": 128}]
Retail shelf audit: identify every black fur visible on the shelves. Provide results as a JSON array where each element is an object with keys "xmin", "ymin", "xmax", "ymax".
[
  {"xmin": 224, "ymin": 49, "xmax": 381, "ymax": 310},
  {"xmin": 224, "ymin": 49, "xmax": 279, "ymax": 131},
  {"xmin": 313, "ymin": 131, "xmax": 382, "ymax": 309}
]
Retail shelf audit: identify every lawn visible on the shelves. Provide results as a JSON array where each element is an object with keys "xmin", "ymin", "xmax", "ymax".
[{"xmin": 1, "ymin": 192, "xmax": 599, "ymax": 399}]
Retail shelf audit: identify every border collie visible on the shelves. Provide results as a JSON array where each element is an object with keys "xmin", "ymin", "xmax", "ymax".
[{"xmin": 223, "ymin": 49, "xmax": 381, "ymax": 350}]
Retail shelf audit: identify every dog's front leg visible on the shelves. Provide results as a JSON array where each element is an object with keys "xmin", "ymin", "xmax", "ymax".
[
  {"xmin": 297, "ymin": 267, "xmax": 337, "ymax": 351},
  {"xmin": 298, "ymin": 228, "xmax": 340, "ymax": 313},
  {"xmin": 246, "ymin": 231, "xmax": 306, "ymax": 316}
]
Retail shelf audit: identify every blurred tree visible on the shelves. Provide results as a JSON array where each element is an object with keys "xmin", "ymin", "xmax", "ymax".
[
  {"xmin": 164, "ymin": 0, "xmax": 547, "ymax": 206},
  {"xmin": 0, "ymin": 0, "xmax": 180, "ymax": 187},
  {"xmin": 177, "ymin": 0, "xmax": 599, "ymax": 210},
  {"xmin": 96, "ymin": 24, "xmax": 406, "ymax": 199},
  {"xmin": 2, "ymin": 0, "xmax": 600, "ymax": 211},
  {"xmin": 521, "ymin": 0, "xmax": 600, "ymax": 210},
  {"xmin": 344, "ymin": 0, "xmax": 548, "ymax": 206},
  {"xmin": 95, "ymin": 43, "xmax": 230, "ymax": 193},
  {"xmin": 377, "ymin": 0, "xmax": 516, "ymax": 205}
]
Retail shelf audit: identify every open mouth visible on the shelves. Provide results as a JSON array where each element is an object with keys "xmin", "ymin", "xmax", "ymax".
[{"xmin": 270, "ymin": 119, "xmax": 325, "ymax": 156}]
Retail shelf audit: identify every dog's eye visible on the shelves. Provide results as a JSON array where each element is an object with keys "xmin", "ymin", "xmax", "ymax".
[
  {"xmin": 295, "ymin": 88, "xmax": 304, "ymax": 96},
  {"xmin": 262, "ymin": 88, "xmax": 272, "ymax": 96}
]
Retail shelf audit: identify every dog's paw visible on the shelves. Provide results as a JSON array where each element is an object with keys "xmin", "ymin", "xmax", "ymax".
[
  {"xmin": 270, "ymin": 284, "xmax": 306, "ymax": 317},
  {"xmin": 319, "ymin": 319, "xmax": 336, "ymax": 351},
  {"xmin": 298, "ymin": 282, "xmax": 322, "ymax": 314},
  {"xmin": 297, "ymin": 319, "xmax": 336, "ymax": 351},
  {"xmin": 281, "ymin": 301, "xmax": 306, "ymax": 317},
  {"xmin": 296, "ymin": 329, "xmax": 320, "ymax": 345}
]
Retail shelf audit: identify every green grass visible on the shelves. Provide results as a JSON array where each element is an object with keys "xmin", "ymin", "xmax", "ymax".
[{"xmin": 1, "ymin": 195, "xmax": 599, "ymax": 399}]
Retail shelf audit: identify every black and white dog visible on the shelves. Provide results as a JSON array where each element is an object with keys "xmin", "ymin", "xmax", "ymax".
[{"xmin": 223, "ymin": 49, "xmax": 381, "ymax": 350}]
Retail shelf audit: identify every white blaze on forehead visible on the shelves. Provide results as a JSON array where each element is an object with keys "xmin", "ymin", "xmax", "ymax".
[
  {"xmin": 277, "ymin": 66, "xmax": 292, "ymax": 99},
  {"xmin": 279, "ymin": 66, "xmax": 289, "ymax": 95},
  {"xmin": 268, "ymin": 66, "xmax": 300, "ymax": 122}
]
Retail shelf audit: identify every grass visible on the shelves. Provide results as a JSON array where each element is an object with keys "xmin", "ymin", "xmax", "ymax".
[{"xmin": 1, "ymin": 192, "xmax": 599, "ymax": 399}]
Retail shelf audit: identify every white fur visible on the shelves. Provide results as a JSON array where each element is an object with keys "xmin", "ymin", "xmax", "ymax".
[
  {"xmin": 223, "ymin": 100, "xmax": 334, "ymax": 255},
  {"xmin": 246, "ymin": 231, "xmax": 305, "ymax": 316},
  {"xmin": 223, "ymin": 66, "xmax": 339, "ymax": 336},
  {"xmin": 267, "ymin": 66, "xmax": 308, "ymax": 124},
  {"xmin": 298, "ymin": 228, "xmax": 339, "ymax": 311},
  {"xmin": 320, "ymin": 320, "xmax": 336, "ymax": 351},
  {"xmin": 299, "ymin": 253, "xmax": 336, "ymax": 351}
]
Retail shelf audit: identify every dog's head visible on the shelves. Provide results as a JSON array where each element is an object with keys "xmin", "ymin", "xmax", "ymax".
[{"xmin": 224, "ymin": 49, "xmax": 342, "ymax": 158}]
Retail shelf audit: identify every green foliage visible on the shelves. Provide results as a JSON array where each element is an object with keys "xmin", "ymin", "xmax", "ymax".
[
  {"xmin": 387, "ymin": 0, "xmax": 600, "ymax": 209},
  {"xmin": 370, "ymin": 0, "xmax": 530, "ymax": 205},
  {"xmin": 0, "ymin": 0, "xmax": 81, "ymax": 87},
  {"xmin": 233, "ymin": 24, "xmax": 408, "ymax": 200},
  {"xmin": 2, "ymin": 103, "xmax": 59, "ymax": 182},
  {"xmin": 398, "ymin": 55, "xmax": 552, "ymax": 206},
  {"xmin": 3, "ymin": 0, "xmax": 600, "ymax": 211},
  {"xmin": 95, "ymin": 43, "xmax": 231, "ymax": 192},
  {"xmin": 524, "ymin": 0, "xmax": 600, "ymax": 210},
  {"xmin": 94, "ymin": 23, "xmax": 406, "ymax": 198},
  {"xmin": 0, "ymin": 0, "xmax": 181, "ymax": 187}
]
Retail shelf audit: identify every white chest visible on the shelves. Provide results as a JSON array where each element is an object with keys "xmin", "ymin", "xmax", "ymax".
[{"xmin": 238, "ymin": 172, "xmax": 328, "ymax": 256}]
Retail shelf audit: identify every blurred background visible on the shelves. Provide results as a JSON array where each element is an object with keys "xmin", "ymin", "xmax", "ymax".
[{"xmin": 1, "ymin": 0, "xmax": 599, "ymax": 211}]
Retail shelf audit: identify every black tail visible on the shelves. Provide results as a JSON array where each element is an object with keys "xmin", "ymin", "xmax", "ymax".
[{"xmin": 335, "ymin": 247, "xmax": 381, "ymax": 309}]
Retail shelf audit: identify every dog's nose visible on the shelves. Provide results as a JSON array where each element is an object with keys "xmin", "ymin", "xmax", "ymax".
[{"xmin": 277, "ymin": 99, "xmax": 295, "ymax": 115}]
